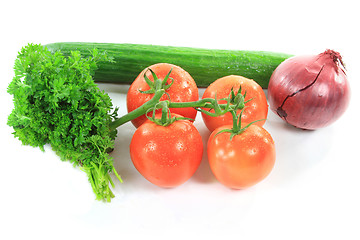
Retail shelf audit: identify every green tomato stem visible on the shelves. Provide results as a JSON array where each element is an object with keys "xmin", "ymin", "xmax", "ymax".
[
  {"xmin": 231, "ymin": 110, "xmax": 240, "ymax": 132},
  {"xmin": 109, "ymin": 89, "xmax": 165, "ymax": 130},
  {"xmin": 109, "ymin": 95, "xmax": 237, "ymax": 130},
  {"xmin": 168, "ymin": 98, "xmax": 216, "ymax": 109}
]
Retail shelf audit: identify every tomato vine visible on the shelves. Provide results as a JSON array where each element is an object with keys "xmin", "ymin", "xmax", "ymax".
[{"xmin": 110, "ymin": 68, "xmax": 247, "ymax": 130}]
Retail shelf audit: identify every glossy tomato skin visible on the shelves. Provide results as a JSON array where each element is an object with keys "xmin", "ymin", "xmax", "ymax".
[
  {"xmin": 202, "ymin": 75, "xmax": 268, "ymax": 132},
  {"xmin": 207, "ymin": 124, "xmax": 276, "ymax": 189},
  {"xmin": 127, "ymin": 63, "xmax": 199, "ymax": 128},
  {"xmin": 129, "ymin": 116, "xmax": 203, "ymax": 188}
]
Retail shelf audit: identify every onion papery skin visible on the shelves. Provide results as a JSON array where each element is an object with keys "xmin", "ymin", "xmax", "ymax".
[{"xmin": 267, "ymin": 50, "xmax": 350, "ymax": 130}]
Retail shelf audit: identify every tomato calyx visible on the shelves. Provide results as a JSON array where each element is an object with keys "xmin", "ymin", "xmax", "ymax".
[
  {"xmin": 213, "ymin": 109, "xmax": 243, "ymax": 139},
  {"xmin": 229, "ymin": 86, "xmax": 248, "ymax": 107},
  {"xmin": 139, "ymin": 68, "xmax": 174, "ymax": 94},
  {"xmin": 214, "ymin": 109, "xmax": 263, "ymax": 140}
]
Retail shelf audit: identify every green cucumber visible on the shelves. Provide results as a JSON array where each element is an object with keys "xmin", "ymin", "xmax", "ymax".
[{"xmin": 45, "ymin": 42, "xmax": 292, "ymax": 88}]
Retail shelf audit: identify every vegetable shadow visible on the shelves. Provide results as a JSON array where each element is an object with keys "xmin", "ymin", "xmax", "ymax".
[
  {"xmin": 96, "ymin": 83, "xmax": 130, "ymax": 95},
  {"xmin": 110, "ymin": 124, "xmax": 138, "ymax": 182},
  {"xmin": 265, "ymin": 111, "xmax": 334, "ymax": 185},
  {"xmin": 191, "ymin": 122, "xmax": 218, "ymax": 184}
]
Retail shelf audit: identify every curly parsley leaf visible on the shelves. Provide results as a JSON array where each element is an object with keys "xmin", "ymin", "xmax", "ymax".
[{"xmin": 7, "ymin": 43, "xmax": 121, "ymax": 202}]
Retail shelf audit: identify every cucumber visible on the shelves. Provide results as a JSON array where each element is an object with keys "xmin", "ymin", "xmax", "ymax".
[{"xmin": 45, "ymin": 42, "xmax": 292, "ymax": 88}]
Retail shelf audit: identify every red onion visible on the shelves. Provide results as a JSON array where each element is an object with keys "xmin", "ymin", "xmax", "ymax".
[{"xmin": 267, "ymin": 50, "xmax": 350, "ymax": 130}]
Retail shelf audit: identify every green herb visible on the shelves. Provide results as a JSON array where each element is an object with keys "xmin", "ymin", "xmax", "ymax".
[
  {"xmin": 7, "ymin": 44, "xmax": 248, "ymax": 202},
  {"xmin": 7, "ymin": 43, "xmax": 121, "ymax": 202}
]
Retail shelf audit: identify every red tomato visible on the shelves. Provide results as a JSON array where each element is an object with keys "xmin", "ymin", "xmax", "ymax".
[
  {"xmin": 207, "ymin": 124, "xmax": 276, "ymax": 189},
  {"xmin": 201, "ymin": 75, "xmax": 268, "ymax": 132},
  {"xmin": 129, "ymin": 114, "xmax": 203, "ymax": 188},
  {"xmin": 127, "ymin": 63, "xmax": 199, "ymax": 128}
]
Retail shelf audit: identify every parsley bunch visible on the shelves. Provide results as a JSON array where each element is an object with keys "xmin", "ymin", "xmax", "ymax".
[{"xmin": 7, "ymin": 44, "xmax": 121, "ymax": 202}]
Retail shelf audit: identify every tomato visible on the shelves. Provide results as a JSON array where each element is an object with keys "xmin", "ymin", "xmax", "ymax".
[
  {"xmin": 127, "ymin": 63, "xmax": 199, "ymax": 128},
  {"xmin": 207, "ymin": 124, "xmax": 276, "ymax": 189},
  {"xmin": 129, "ymin": 114, "xmax": 203, "ymax": 188},
  {"xmin": 201, "ymin": 75, "xmax": 268, "ymax": 132}
]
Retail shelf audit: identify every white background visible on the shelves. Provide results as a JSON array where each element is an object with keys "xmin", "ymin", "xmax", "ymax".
[{"xmin": 1, "ymin": 0, "xmax": 359, "ymax": 239}]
